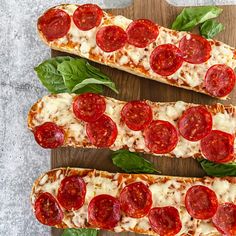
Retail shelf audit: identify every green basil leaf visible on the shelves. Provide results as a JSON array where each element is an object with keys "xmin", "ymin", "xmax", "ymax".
[
  {"xmin": 200, "ymin": 19, "xmax": 224, "ymax": 38},
  {"xmin": 171, "ymin": 6, "xmax": 223, "ymax": 31},
  {"xmin": 62, "ymin": 228, "xmax": 98, "ymax": 236},
  {"xmin": 57, "ymin": 59, "xmax": 90, "ymax": 91},
  {"xmin": 72, "ymin": 78, "xmax": 118, "ymax": 94},
  {"xmin": 198, "ymin": 159, "xmax": 236, "ymax": 177},
  {"xmin": 112, "ymin": 150, "xmax": 160, "ymax": 174},
  {"xmin": 58, "ymin": 58, "xmax": 118, "ymax": 94},
  {"xmin": 34, "ymin": 56, "xmax": 72, "ymax": 93}
]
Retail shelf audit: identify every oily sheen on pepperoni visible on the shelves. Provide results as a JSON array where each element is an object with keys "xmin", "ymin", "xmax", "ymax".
[
  {"xmin": 185, "ymin": 185, "xmax": 218, "ymax": 219},
  {"xmin": 179, "ymin": 34, "xmax": 211, "ymax": 64},
  {"xmin": 121, "ymin": 101, "xmax": 153, "ymax": 131},
  {"xmin": 73, "ymin": 4, "xmax": 103, "ymax": 31},
  {"xmin": 178, "ymin": 106, "xmax": 212, "ymax": 141},
  {"xmin": 73, "ymin": 93, "xmax": 106, "ymax": 122},
  {"xmin": 200, "ymin": 130, "xmax": 234, "ymax": 163},
  {"xmin": 57, "ymin": 175, "xmax": 86, "ymax": 210},
  {"xmin": 34, "ymin": 122, "xmax": 65, "ymax": 149},
  {"xmin": 86, "ymin": 114, "xmax": 118, "ymax": 147},
  {"xmin": 96, "ymin": 25, "xmax": 127, "ymax": 52},
  {"xmin": 126, "ymin": 19, "xmax": 159, "ymax": 48},
  {"xmin": 119, "ymin": 182, "xmax": 152, "ymax": 218},
  {"xmin": 148, "ymin": 206, "xmax": 182, "ymax": 236},
  {"xmin": 144, "ymin": 120, "xmax": 178, "ymax": 154},
  {"xmin": 88, "ymin": 194, "xmax": 121, "ymax": 229},
  {"xmin": 34, "ymin": 192, "xmax": 63, "ymax": 226},
  {"xmin": 204, "ymin": 64, "xmax": 236, "ymax": 97},
  {"xmin": 38, "ymin": 9, "xmax": 71, "ymax": 41},
  {"xmin": 212, "ymin": 203, "xmax": 236, "ymax": 236},
  {"xmin": 150, "ymin": 44, "xmax": 183, "ymax": 76}
]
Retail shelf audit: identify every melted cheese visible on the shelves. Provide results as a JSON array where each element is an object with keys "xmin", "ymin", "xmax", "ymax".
[
  {"xmin": 29, "ymin": 94, "xmax": 236, "ymax": 161},
  {"xmin": 46, "ymin": 4, "xmax": 236, "ymax": 97},
  {"xmin": 32, "ymin": 169, "xmax": 236, "ymax": 235}
]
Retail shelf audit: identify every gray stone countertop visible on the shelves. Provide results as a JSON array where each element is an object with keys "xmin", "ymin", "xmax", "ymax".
[{"xmin": 0, "ymin": 0, "xmax": 236, "ymax": 235}]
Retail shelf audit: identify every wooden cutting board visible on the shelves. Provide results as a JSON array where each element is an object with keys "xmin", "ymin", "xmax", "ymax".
[{"xmin": 51, "ymin": 0, "xmax": 236, "ymax": 235}]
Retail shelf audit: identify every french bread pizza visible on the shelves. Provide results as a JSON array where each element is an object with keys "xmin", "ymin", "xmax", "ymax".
[
  {"xmin": 31, "ymin": 167, "xmax": 236, "ymax": 235},
  {"xmin": 28, "ymin": 93, "xmax": 236, "ymax": 163},
  {"xmin": 37, "ymin": 4, "xmax": 236, "ymax": 99}
]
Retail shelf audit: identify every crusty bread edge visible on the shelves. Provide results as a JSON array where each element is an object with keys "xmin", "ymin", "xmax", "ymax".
[
  {"xmin": 31, "ymin": 167, "xmax": 233, "ymax": 235},
  {"xmin": 37, "ymin": 10, "xmax": 229, "ymax": 100}
]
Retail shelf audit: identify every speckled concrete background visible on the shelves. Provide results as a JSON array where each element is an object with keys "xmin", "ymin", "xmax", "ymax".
[{"xmin": 0, "ymin": 0, "xmax": 235, "ymax": 235}]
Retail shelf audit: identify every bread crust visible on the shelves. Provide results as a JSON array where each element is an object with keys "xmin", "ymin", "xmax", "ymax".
[
  {"xmin": 37, "ymin": 4, "xmax": 236, "ymax": 99},
  {"xmin": 31, "ymin": 167, "xmax": 236, "ymax": 235},
  {"xmin": 27, "ymin": 93, "xmax": 236, "ymax": 161}
]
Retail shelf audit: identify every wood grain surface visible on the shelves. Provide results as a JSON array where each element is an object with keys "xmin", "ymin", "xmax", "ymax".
[{"xmin": 51, "ymin": 0, "xmax": 236, "ymax": 235}]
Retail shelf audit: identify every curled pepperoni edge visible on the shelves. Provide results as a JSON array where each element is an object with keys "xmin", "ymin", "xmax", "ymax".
[
  {"xmin": 88, "ymin": 194, "xmax": 121, "ymax": 229},
  {"xmin": 34, "ymin": 192, "xmax": 64, "ymax": 226},
  {"xmin": 148, "ymin": 206, "xmax": 182, "ymax": 236},
  {"xmin": 126, "ymin": 19, "xmax": 159, "ymax": 48},
  {"xmin": 96, "ymin": 25, "xmax": 127, "ymax": 52},
  {"xmin": 72, "ymin": 93, "xmax": 106, "ymax": 122},
  {"xmin": 33, "ymin": 122, "xmax": 65, "ymax": 149},
  {"xmin": 38, "ymin": 8, "xmax": 71, "ymax": 41},
  {"xmin": 86, "ymin": 114, "xmax": 118, "ymax": 148},
  {"xmin": 177, "ymin": 106, "xmax": 213, "ymax": 142},
  {"xmin": 121, "ymin": 100, "xmax": 153, "ymax": 131},
  {"xmin": 73, "ymin": 4, "xmax": 103, "ymax": 31},
  {"xmin": 179, "ymin": 34, "xmax": 211, "ymax": 64},
  {"xmin": 150, "ymin": 44, "xmax": 184, "ymax": 76},
  {"xmin": 200, "ymin": 130, "xmax": 235, "ymax": 163},
  {"xmin": 185, "ymin": 185, "xmax": 218, "ymax": 220},
  {"xmin": 57, "ymin": 175, "xmax": 86, "ymax": 210},
  {"xmin": 204, "ymin": 64, "xmax": 236, "ymax": 98},
  {"xmin": 143, "ymin": 120, "xmax": 179, "ymax": 154},
  {"xmin": 212, "ymin": 202, "xmax": 236, "ymax": 235},
  {"xmin": 119, "ymin": 182, "xmax": 152, "ymax": 218}
]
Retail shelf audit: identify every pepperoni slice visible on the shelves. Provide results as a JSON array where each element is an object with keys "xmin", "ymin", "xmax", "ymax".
[
  {"xmin": 57, "ymin": 175, "xmax": 86, "ymax": 210},
  {"xmin": 119, "ymin": 182, "xmax": 152, "ymax": 218},
  {"xmin": 148, "ymin": 206, "xmax": 182, "ymax": 236},
  {"xmin": 200, "ymin": 130, "xmax": 234, "ymax": 163},
  {"xmin": 88, "ymin": 194, "xmax": 120, "ymax": 229},
  {"xmin": 96, "ymin": 25, "xmax": 127, "ymax": 52},
  {"xmin": 34, "ymin": 122, "xmax": 65, "ymax": 149},
  {"xmin": 38, "ymin": 9, "xmax": 71, "ymax": 41},
  {"xmin": 178, "ymin": 106, "xmax": 212, "ymax": 142},
  {"xmin": 86, "ymin": 114, "xmax": 117, "ymax": 147},
  {"xmin": 144, "ymin": 120, "xmax": 178, "ymax": 154},
  {"xmin": 73, "ymin": 93, "xmax": 106, "ymax": 122},
  {"xmin": 185, "ymin": 185, "xmax": 218, "ymax": 220},
  {"xmin": 73, "ymin": 4, "xmax": 103, "ymax": 31},
  {"xmin": 121, "ymin": 101, "xmax": 153, "ymax": 131},
  {"xmin": 204, "ymin": 64, "xmax": 236, "ymax": 97},
  {"xmin": 150, "ymin": 44, "xmax": 183, "ymax": 76},
  {"xmin": 126, "ymin": 19, "xmax": 159, "ymax": 48},
  {"xmin": 212, "ymin": 203, "xmax": 236, "ymax": 235},
  {"xmin": 179, "ymin": 34, "xmax": 211, "ymax": 64},
  {"xmin": 34, "ymin": 192, "xmax": 63, "ymax": 226}
]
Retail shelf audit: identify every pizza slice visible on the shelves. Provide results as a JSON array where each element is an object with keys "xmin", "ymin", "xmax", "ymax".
[
  {"xmin": 31, "ymin": 167, "xmax": 236, "ymax": 235},
  {"xmin": 28, "ymin": 93, "xmax": 236, "ymax": 163},
  {"xmin": 37, "ymin": 4, "xmax": 236, "ymax": 99}
]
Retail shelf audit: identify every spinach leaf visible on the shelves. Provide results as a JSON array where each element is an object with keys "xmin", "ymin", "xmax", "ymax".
[
  {"xmin": 171, "ymin": 6, "xmax": 223, "ymax": 31},
  {"xmin": 200, "ymin": 19, "xmax": 224, "ymax": 38},
  {"xmin": 62, "ymin": 228, "xmax": 98, "ymax": 236},
  {"xmin": 34, "ymin": 56, "xmax": 72, "ymax": 93},
  {"xmin": 198, "ymin": 159, "xmax": 236, "ymax": 177},
  {"xmin": 112, "ymin": 150, "xmax": 160, "ymax": 174}
]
